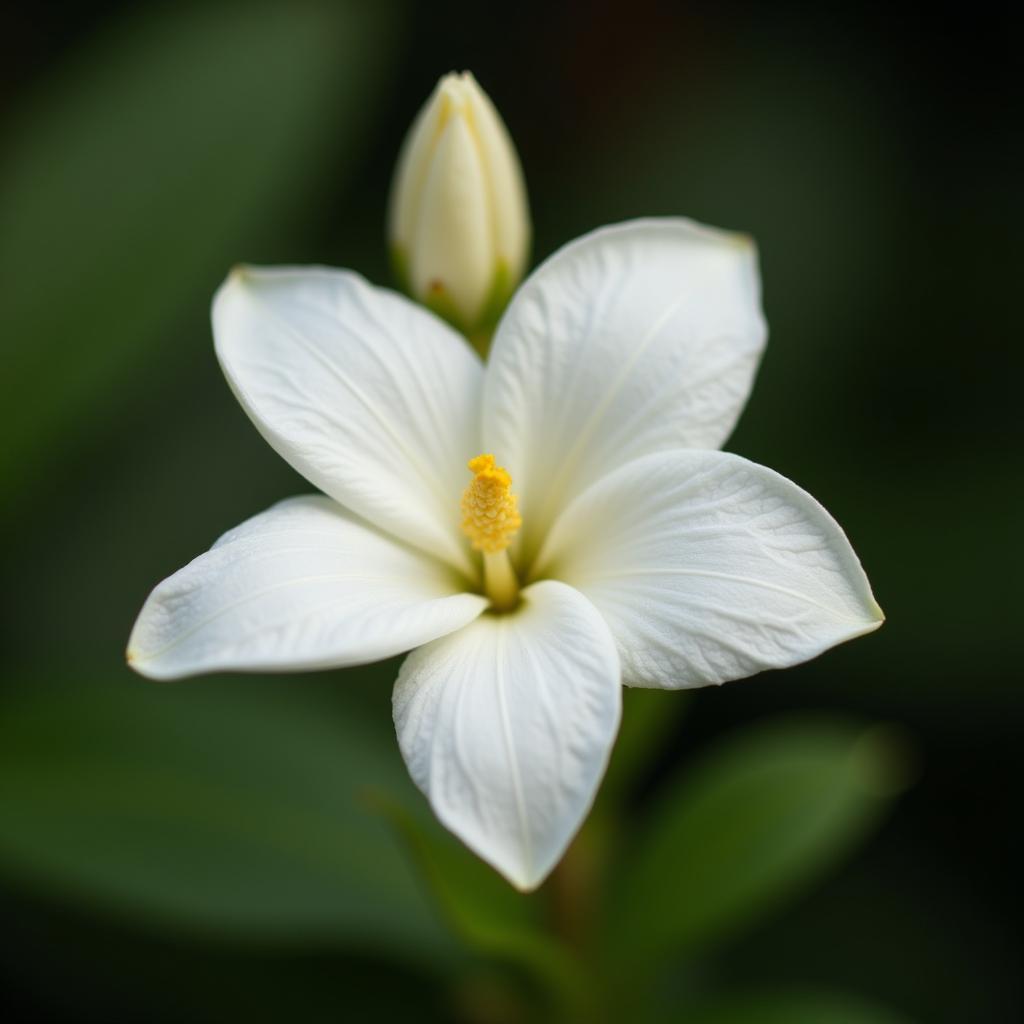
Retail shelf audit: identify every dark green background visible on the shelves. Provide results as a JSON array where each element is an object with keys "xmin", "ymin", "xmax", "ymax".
[{"xmin": 1, "ymin": 1, "xmax": 1020, "ymax": 1020}]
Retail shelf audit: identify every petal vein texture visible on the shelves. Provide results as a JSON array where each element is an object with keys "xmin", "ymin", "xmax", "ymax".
[
  {"xmin": 214, "ymin": 266, "xmax": 483, "ymax": 576},
  {"xmin": 483, "ymin": 218, "xmax": 767, "ymax": 567},
  {"xmin": 393, "ymin": 580, "xmax": 621, "ymax": 889},
  {"xmin": 535, "ymin": 451, "xmax": 883, "ymax": 688},
  {"xmin": 128, "ymin": 496, "xmax": 486, "ymax": 679}
]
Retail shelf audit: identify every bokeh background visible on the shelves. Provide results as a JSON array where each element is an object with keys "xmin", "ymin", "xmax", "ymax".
[{"xmin": 2, "ymin": 1, "xmax": 1020, "ymax": 1021}]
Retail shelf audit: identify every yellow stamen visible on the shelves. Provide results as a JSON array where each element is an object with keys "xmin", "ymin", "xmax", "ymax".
[
  {"xmin": 461, "ymin": 453, "xmax": 521, "ymax": 610},
  {"xmin": 461, "ymin": 454, "xmax": 521, "ymax": 553}
]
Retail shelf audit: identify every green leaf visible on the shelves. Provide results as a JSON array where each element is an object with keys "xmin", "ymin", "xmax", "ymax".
[
  {"xmin": 373, "ymin": 792, "xmax": 542, "ymax": 942},
  {"xmin": 372, "ymin": 793, "xmax": 593, "ymax": 1018},
  {"xmin": 606, "ymin": 716, "xmax": 908, "ymax": 967},
  {"xmin": 686, "ymin": 990, "xmax": 913, "ymax": 1024},
  {"xmin": 0, "ymin": 0, "xmax": 400, "ymax": 511},
  {"xmin": 0, "ymin": 677, "xmax": 456, "ymax": 963},
  {"xmin": 597, "ymin": 686, "xmax": 690, "ymax": 810}
]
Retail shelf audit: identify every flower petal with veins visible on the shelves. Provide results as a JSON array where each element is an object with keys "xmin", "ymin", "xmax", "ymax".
[
  {"xmin": 129, "ymin": 496, "xmax": 486, "ymax": 680},
  {"xmin": 393, "ymin": 580, "xmax": 621, "ymax": 889},
  {"xmin": 214, "ymin": 266, "xmax": 483, "ymax": 577},
  {"xmin": 483, "ymin": 218, "xmax": 766, "ymax": 566},
  {"xmin": 535, "ymin": 450, "xmax": 883, "ymax": 689}
]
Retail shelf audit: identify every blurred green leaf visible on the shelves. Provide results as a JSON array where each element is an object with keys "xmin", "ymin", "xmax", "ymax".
[
  {"xmin": 686, "ymin": 990, "xmax": 913, "ymax": 1024},
  {"xmin": 4, "ymin": 881, "xmax": 452, "ymax": 1024},
  {"xmin": 598, "ymin": 687, "xmax": 690, "ymax": 810},
  {"xmin": 373, "ymin": 794, "xmax": 592, "ymax": 1018},
  {"xmin": 0, "ymin": 0, "xmax": 400, "ymax": 511},
  {"xmin": 374, "ymin": 793, "xmax": 542, "ymax": 942},
  {"xmin": 0, "ymin": 678, "xmax": 456, "ymax": 963},
  {"xmin": 605, "ymin": 717, "xmax": 906, "ymax": 969}
]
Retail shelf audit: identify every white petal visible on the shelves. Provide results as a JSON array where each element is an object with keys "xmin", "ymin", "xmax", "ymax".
[
  {"xmin": 213, "ymin": 266, "xmax": 482, "ymax": 576},
  {"xmin": 128, "ymin": 496, "xmax": 486, "ymax": 680},
  {"xmin": 409, "ymin": 111, "xmax": 494, "ymax": 325},
  {"xmin": 534, "ymin": 451, "xmax": 883, "ymax": 689},
  {"xmin": 460, "ymin": 71, "xmax": 530, "ymax": 280},
  {"xmin": 388, "ymin": 76, "xmax": 445, "ymax": 255},
  {"xmin": 482, "ymin": 218, "xmax": 766, "ymax": 567},
  {"xmin": 393, "ymin": 580, "xmax": 621, "ymax": 890}
]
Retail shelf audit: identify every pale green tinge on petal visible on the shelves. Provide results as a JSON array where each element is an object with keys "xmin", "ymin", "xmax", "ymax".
[
  {"xmin": 535, "ymin": 449, "xmax": 882, "ymax": 689},
  {"xmin": 482, "ymin": 218, "xmax": 767, "ymax": 568},
  {"xmin": 392, "ymin": 245, "xmax": 517, "ymax": 358},
  {"xmin": 212, "ymin": 264, "xmax": 484, "ymax": 578},
  {"xmin": 127, "ymin": 496, "xmax": 486, "ymax": 680},
  {"xmin": 388, "ymin": 71, "xmax": 531, "ymax": 335},
  {"xmin": 392, "ymin": 580, "xmax": 621, "ymax": 891}
]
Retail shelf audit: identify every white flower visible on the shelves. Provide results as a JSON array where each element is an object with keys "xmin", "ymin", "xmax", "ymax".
[
  {"xmin": 127, "ymin": 218, "xmax": 883, "ymax": 890},
  {"xmin": 388, "ymin": 71, "xmax": 530, "ymax": 337}
]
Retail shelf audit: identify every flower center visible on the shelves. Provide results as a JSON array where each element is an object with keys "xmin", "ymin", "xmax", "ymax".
[
  {"xmin": 461, "ymin": 454, "xmax": 521, "ymax": 552},
  {"xmin": 461, "ymin": 453, "xmax": 521, "ymax": 610}
]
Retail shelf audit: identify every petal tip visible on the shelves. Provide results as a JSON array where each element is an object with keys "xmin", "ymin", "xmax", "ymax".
[
  {"xmin": 125, "ymin": 623, "xmax": 180, "ymax": 682},
  {"xmin": 508, "ymin": 870, "xmax": 545, "ymax": 893},
  {"xmin": 125, "ymin": 645, "xmax": 157, "ymax": 679},
  {"xmin": 860, "ymin": 587, "xmax": 885, "ymax": 629},
  {"xmin": 485, "ymin": 850, "xmax": 552, "ymax": 893},
  {"xmin": 843, "ymin": 598, "xmax": 885, "ymax": 643},
  {"xmin": 214, "ymin": 265, "xmax": 253, "ymax": 319},
  {"xmin": 222, "ymin": 264, "xmax": 264, "ymax": 297},
  {"xmin": 124, "ymin": 645, "xmax": 160, "ymax": 680}
]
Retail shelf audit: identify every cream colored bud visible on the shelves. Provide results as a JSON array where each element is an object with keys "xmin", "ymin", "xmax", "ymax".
[{"xmin": 388, "ymin": 71, "xmax": 530, "ymax": 340}]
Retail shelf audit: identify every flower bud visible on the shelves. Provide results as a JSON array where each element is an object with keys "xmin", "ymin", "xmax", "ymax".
[{"xmin": 388, "ymin": 71, "xmax": 530, "ymax": 341}]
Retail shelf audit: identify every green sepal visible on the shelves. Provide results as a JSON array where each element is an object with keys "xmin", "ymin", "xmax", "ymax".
[{"xmin": 389, "ymin": 246, "xmax": 522, "ymax": 360}]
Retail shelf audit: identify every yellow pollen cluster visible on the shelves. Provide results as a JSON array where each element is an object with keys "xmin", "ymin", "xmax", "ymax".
[{"xmin": 461, "ymin": 454, "xmax": 522, "ymax": 553}]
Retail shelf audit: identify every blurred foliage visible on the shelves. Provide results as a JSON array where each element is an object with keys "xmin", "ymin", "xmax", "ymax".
[
  {"xmin": 686, "ymin": 991, "xmax": 912, "ymax": 1024},
  {"xmin": 0, "ymin": 0, "xmax": 398, "ymax": 515},
  {"xmin": 379, "ymin": 795, "xmax": 591, "ymax": 1017},
  {"xmin": 0, "ymin": 679, "xmax": 904, "ymax": 1021},
  {"xmin": 605, "ymin": 719, "xmax": 905, "ymax": 971},
  {"xmin": 1, "ymin": 0, "xmax": 1020, "ymax": 1021},
  {"xmin": 0, "ymin": 677, "xmax": 452, "ymax": 960}
]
